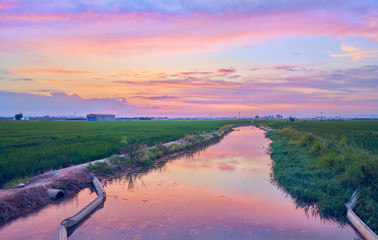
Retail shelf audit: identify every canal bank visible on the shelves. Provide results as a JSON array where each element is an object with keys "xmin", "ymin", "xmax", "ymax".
[
  {"xmin": 0, "ymin": 126, "xmax": 361, "ymax": 239},
  {"xmin": 266, "ymin": 127, "xmax": 377, "ymax": 236}
]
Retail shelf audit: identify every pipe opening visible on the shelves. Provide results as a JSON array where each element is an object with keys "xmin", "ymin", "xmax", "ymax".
[
  {"xmin": 48, "ymin": 189, "xmax": 65, "ymax": 200},
  {"xmin": 56, "ymin": 191, "xmax": 64, "ymax": 198}
]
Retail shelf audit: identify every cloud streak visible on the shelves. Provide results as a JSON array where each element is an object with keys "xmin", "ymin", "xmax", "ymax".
[
  {"xmin": 180, "ymin": 72, "xmax": 214, "ymax": 76},
  {"xmin": 8, "ymin": 68, "xmax": 95, "ymax": 75},
  {"xmin": 132, "ymin": 95, "xmax": 177, "ymax": 100},
  {"xmin": 217, "ymin": 68, "xmax": 237, "ymax": 74},
  {"xmin": 330, "ymin": 43, "xmax": 378, "ymax": 61}
]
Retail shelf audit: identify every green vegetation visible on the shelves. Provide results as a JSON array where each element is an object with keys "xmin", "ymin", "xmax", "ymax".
[
  {"xmin": 266, "ymin": 125, "xmax": 377, "ymax": 232},
  {"xmin": 88, "ymin": 124, "xmax": 235, "ymax": 175},
  {"xmin": 51, "ymin": 181, "xmax": 68, "ymax": 190},
  {"xmin": 2, "ymin": 177, "xmax": 29, "ymax": 189},
  {"xmin": 88, "ymin": 161, "xmax": 115, "ymax": 175},
  {"xmin": 0, "ymin": 120, "xmax": 248, "ymax": 186},
  {"xmin": 255, "ymin": 120, "xmax": 378, "ymax": 152}
]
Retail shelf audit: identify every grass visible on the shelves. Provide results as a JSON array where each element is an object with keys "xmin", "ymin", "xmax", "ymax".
[
  {"xmin": 51, "ymin": 181, "xmax": 68, "ymax": 190},
  {"xmin": 89, "ymin": 124, "xmax": 235, "ymax": 175},
  {"xmin": 266, "ymin": 126, "xmax": 377, "ymax": 232},
  {"xmin": 2, "ymin": 177, "xmax": 29, "ymax": 189},
  {"xmin": 0, "ymin": 120, "xmax": 249, "ymax": 186},
  {"xmin": 88, "ymin": 161, "xmax": 115, "ymax": 175},
  {"xmin": 255, "ymin": 120, "xmax": 378, "ymax": 152}
]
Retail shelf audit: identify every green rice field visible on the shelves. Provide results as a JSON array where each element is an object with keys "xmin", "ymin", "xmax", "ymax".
[
  {"xmin": 255, "ymin": 120, "xmax": 378, "ymax": 152},
  {"xmin": 0, "ymin": 120, "xmax": 249, "ymax": 186}
]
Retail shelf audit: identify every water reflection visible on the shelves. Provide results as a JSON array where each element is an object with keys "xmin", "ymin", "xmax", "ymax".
[
  {"xmin": 105, "ymin": 138, "xmax": 223, "ymax": 191},
  {"xmin": 70, "ymin": 127, "xmax": 359, "ymax": 240}
]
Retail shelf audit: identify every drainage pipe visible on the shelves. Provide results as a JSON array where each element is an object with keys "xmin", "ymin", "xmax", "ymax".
[
  {"xmin": 55, "ymin": 175, "xmax": 106, "ymax": 240},
  {"xmin": 47, "ymin": 189, "xmax": 65, "ymax": 200},
  {"xmin": 345, "ymin": 191, "xmax": 377, "ymax": 240}
]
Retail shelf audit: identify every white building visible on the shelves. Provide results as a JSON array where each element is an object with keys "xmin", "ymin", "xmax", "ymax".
[{"xmin": 86, "ymin": 114, "xmax": 116, "ymax": 121}]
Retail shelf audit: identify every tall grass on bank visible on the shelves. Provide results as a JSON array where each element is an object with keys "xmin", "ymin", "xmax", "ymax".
[
  {"xmin": 256, "ymin": 120, "xmax": 378, "ymax": 153},
  {"xmin": 0, "ymin": 120, "xmax": 249, "ymax": 186},
  {"xmin": 267, "ymin": 128, "xmax": 377, "ymax": 232}
]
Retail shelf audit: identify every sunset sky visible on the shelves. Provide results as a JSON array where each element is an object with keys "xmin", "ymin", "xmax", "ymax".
[{"xmin": 1, "ymin": 0, "xmax": 377, "ymax": 118}]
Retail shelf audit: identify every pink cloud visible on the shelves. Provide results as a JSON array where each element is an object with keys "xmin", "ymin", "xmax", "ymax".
[
  {"xmin": 0, "ymin": 12, "xmax": 71, "ymax": 23},
  {"xmin": 1, "ymin": 10, "xmax": 377, "ymax": 55},
  {"xmin": 0, "ymin": 2, "xmax": 19, "ymax": 10},
  {"xmin": 180, "ymin": 72, "xmax": 214, "ymax": 76},
  {"xmin": 217, "ymin": 68, "xmax": 236, "ymax": 74}
]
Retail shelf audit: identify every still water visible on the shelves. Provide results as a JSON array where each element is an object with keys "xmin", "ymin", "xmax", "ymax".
[{"xmin": 0, "ymin": 127, "xmax": 360, "ymax": 239}]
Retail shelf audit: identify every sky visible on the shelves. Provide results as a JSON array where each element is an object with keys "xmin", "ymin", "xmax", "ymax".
[{"xmin": 0, "ymin": 0, "xmax": 377, "ymax": 118}]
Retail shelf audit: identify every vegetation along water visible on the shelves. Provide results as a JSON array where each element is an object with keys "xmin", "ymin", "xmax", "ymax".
[
  {"xmin": 0, "ymin": 120, "xmax": 249, "ymax": 187},
  {"xmin": 255, "ymin": 120, "xmax": 378, "ymax": 233},
  {"xmin": 0, "ymin": 126, "xmax": 359, "ymax": 239}
]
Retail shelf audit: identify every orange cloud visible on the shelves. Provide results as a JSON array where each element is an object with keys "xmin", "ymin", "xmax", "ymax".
[
  {"xmin": 9, "ymin": 68, "xmax": 95, "ymax": 74},
  {"xmin": 330, "ymin": 43, "xmax": 378, "ymax": 61},
  {"xmin": 331, "ymin": 50, "xmax": 378, "ymax": 61},
  {"xmin": 340, "ymin": 43, "xmax": 359, "ymax": 52},
  {"xmin": 32, "ymin": 78, "xmax": 75, "ymax": 83}
]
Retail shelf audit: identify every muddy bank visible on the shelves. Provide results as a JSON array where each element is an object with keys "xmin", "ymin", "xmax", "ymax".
[
  {"xmin": 0, "ymin": 165, "xmax": 91, "ymax": 224},
  {"xmin": 0, "ymin": 124, "xmax": 250, "ymax": 225}
]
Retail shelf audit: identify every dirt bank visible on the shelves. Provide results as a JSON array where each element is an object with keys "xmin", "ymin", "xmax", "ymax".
[{"xmin": 0, "ymin": 164, "xmax": 91, "ymax": 225}]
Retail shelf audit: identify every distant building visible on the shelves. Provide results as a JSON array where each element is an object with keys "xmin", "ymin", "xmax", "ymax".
[{"xmin": 86, "ymin": 114, "xmax": 115, "ymax": 121}]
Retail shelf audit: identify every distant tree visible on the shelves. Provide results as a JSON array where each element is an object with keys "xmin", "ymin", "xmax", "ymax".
[
  {"xmin": 289, "ymin": 116, "xmax": 295, "ymax": 122},
  {"xmin": 14, "ymin": 113, "xmax": 23, "ymax": 120}
]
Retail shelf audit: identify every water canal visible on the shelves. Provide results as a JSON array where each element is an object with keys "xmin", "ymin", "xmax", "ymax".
[{"xmin": 0, "ymin": 127, "xmax": 360, "ymax": 239}]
